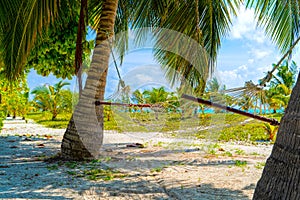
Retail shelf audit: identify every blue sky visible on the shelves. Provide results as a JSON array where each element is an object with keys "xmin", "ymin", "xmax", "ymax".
[{"xmin": 27, "ymin": 7, "xmax": 300, "ymax": 98}]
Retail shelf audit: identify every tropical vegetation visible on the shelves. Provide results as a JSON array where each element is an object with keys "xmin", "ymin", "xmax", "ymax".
[
  {"xmin": 0, "ymin": 0, "xmax": 300, "ymax": 198},
  {"xmin": 31, "ymin": 81, "xmax": 71, "ymax": 120},
  {"xmin": 0, "ymin": 75, "xmax": 29, "ymax": 119}
]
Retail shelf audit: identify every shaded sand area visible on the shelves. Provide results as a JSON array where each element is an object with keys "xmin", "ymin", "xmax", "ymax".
[{"xmin": 0, "ymin": 118, "xmax": 272, "ymax": 199}]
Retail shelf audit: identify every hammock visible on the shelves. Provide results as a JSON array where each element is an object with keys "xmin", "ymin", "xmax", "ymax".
[
  {"xmin": 97, "ymin": 35, "xmax": 293, "ymax": 129},
  {"xmin": 95, "ymin": 95, "xmax": 280, "ymax": 126}
]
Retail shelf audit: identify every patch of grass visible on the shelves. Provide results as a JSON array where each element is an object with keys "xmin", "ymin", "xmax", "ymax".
[
  {"xmin": 0, "ymin": 110, "xmax": 5, "ymax": 131},
  {"xmin": 67, "ymin": 171, "xmax": 77, "ymax": 175},
  {"xmin": 250, "ymin": 152, "xmax": 261, "ymax": 156},
  {"xmin": 150, "ymin": 167, "xmax": 164, "ymax": 173},
  {"xmin": 0, "ymin": 118, "xmax": 3, "ymax": 131},
  {"xmin": 218, "ymin": 122, "xmax": 268, "ymax": 142},
  {"xmin": 153, "ymin": 141, "xmax": 165, "ymax": 147},
  {"xmin": 83, "ymin": 168, "xmax": 127, "ymax": 181},
  {"xmin": 234, "ymin": 160, "xmax": 248, "ymax": 167},
  {"xmin": 25, "ymin": 111, "xmax": 278, "ymax": 146},
  {"xmin": 204, "ymin": 143, "xmax": 222, "ymax": 155},
  {"xmin": 207, "ymin": 149, "xmax": 217, "ymax": 155},
  {"xmin": 234, "ymin": 149, "xmax": 246, "ymax": 155},
  {"xmin": 209, "ymin": 143, "xmax": 221, "ymax": 149},
  {"xmin": 26, "ymin": 112, "xmax": 71, "ymax": 129},
  {"xmin": 65, "ymin": 161, "xmax": 78, "ymax": 169},
  {"xmin": 254, "ymin": 162, "xmax": 266, "ymax": 169},
  {"xmin": 47, "ymin": 164, "xmax": 59, "ymax": 170},
  {"xmin": 223, "ymin": 151, "xmax": 233, "ymax": 157}
]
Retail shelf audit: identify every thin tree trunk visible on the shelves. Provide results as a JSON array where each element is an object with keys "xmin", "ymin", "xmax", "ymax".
[
  {"xmin": 253, "ymin": 73, "xmax": 300, "ymax": 199},
  {"xmin": 75, "ymin": 0, "xmax": 87, "ymax": 97},
  {"xmin": 61, "ymin": 0, "xmax": 119, "ymax": 160}
]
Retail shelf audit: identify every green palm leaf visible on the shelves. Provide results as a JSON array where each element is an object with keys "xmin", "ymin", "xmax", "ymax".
[
  {"xmin": 0, "ymin": 0, "xmax": 70, "ymax": 81},
  {"xmin": 132, "ymin": 0, "xmax": 241, "ymax": 94},
  {"xmin": 246, "ymin": 0, "xmax": 300, "ymax": 54}
]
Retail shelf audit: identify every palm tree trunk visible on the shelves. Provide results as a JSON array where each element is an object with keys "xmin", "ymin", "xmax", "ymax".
[
  {"xmin": 253, "ymin": 73, "xmax": 300, "ymax": 199},
  {"xmin": 61, "ymin": 0, "xmax": 119, "ymax": 160}
]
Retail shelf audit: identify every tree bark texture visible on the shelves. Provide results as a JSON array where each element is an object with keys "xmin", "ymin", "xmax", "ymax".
[
  {"xmin": 253, "ymin": 73, "xmax": 300, "ymax": 199},
  {"xmin": 61, "ymin": 0, "xmax": 119, "ymax": 160}
]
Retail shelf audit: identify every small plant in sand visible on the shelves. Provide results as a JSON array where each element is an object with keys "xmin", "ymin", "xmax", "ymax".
[
  {"xmin": 234, "ymin": 148, "xmax": 246, "ymax": 155},
  {"xmin": 254, "ymin": 162, "xmax": 266, "ymax": 169},
  {"xmin": 47, "ymin": 164, "xmax": 59, "ymax": 170},
  {"xmin": 83, "ymin": 168, "xmax": 127, "ymax": 181},
  {"xmin": 250, "ymin": 152, "xmax": 261, "ymax": 156},
  {"xmin": 234, "ymin": 160, "xmax": 247, "ymax": 167},
  {"xmin": 263, "ymin": 123, "xmax": 279, "ymax": 141},
  {"xmin": 223, "ymin": 151, "xmax": 233, "ymax": 157},
  {"xmin": 153, "ymin": 141, "xmax": 164, "ymax": 147},
  {"xmin": 65, "ymin": 161, "xmax": 78, "ymax": 169}
]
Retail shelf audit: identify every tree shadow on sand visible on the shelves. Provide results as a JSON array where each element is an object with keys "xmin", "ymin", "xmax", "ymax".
[{"xmin": 0, "ymin": 137, "xmax": 257, "ymax": 199}]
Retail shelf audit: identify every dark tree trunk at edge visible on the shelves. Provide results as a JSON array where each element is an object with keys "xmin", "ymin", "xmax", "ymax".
[{"xmin": 253, "ymin": 73, "xmax": 300, "ymax": 199}]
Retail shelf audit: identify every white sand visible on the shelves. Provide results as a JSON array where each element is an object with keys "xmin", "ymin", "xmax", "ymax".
[{"xmin": 0, "ymin": 118, "xmax": 272, "ymax": 199}]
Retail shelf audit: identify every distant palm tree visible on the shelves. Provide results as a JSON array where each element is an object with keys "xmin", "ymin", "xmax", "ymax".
[
  {"xmin": 143, "ymin": 87, "xmax": 169, "ymax": 104},
  {"xmin": 206, "ymin": 77, "xmax": 222, "ymax": 94},
  {"xmin": 266, "ymin": 61, "xmax": 298, "ymax": 111},
  {"xmin": 31, "ymin": 81, "xmax": 70, "ymax": 120},
  {"xmin": 132, "ymin": 90, "xmax": 145, "ymax": 104}
]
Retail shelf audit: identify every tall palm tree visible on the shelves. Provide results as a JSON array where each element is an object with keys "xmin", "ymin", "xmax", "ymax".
[
  {"xmin": 245, "ymin": 0, "xmax": 300, "ymax": 199},
  {"xmin": 61, "ymin": 0, "xmax": 120, "ymax": 159}
]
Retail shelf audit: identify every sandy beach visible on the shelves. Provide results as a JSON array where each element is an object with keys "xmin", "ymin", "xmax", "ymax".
[{"xmin": 0, "ymin": 118, "xmax": 273, "ymax": 199}]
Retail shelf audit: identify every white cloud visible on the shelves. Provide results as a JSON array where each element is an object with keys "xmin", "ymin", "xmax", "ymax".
[
  {"xmin": 248, "ymin": 59, "xmax": 254, "ymax": 64},
  {"xmin": 229, "ymin": 6, "xmax": 268, "ymax": 44},
  {"xmin": 238, "ymin": 65, "xmax": 247, "ymax": 70},
  {"xmin": 219, "ymin": 64, "xmax": 251, "ymax": 88},
  {"xmin": 250, "ymin": 48, "xmax": 272, "ymax": 60},
  {"xmin": 135, "ymin": 74, "xmax": 154, "ymax": 82},
  {"xmin": 230, "ymin": 7, "xmax": 256, "ymax": 39}
]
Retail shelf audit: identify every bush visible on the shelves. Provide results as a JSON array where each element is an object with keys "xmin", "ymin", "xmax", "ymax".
[{"xmin": 218, "ymin": 122, "xmax": 268, "ymax": 142}]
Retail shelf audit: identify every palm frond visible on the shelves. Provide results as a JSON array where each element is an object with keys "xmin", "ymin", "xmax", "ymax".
[
  {"xmin": 199, "ymin": 0, "xmax": 241, "ymax": 66},
  {"xmin": 246, "ymin": 0, "xmax": 300, "ymax": 54},
  {"xmin": 154, "ymin": 0, "xmax": 241, "ymax": 94},
  {"xmin": 0, "ymin": 0, "xmax": 66, "ymax": 81}
]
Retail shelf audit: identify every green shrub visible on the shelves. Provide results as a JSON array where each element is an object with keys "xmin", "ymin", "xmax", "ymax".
[{"xmin": 218, "ymin": 122, "xmax": 268, "ymax": 142}]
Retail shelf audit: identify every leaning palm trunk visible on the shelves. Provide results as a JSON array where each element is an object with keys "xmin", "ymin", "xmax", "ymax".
[
  {"xmin": 61, "ymin": 0, "xmax": 119, "ymax": 160},
  {"xmin": 253, "ymin": 73, "xmax": 300, "ymax": 199}
]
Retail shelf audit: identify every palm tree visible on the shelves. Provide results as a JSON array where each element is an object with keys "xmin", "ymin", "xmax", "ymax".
[
  {"xmin": 31, "ymin": 81, "xmax": 70, "ymax": 120},
  {"xmin": 60, "ymin": 0, "xmax": 120, "ymax": 160},
  {"xmin": 245, "ymin": 0, "xmax": 300, "ymax": 199},
  {"xmin": 266, "ymin": 60, "xmax": 298, "ymax": 111},
  {"xmin": 143, "ymin": 87, "xmax": 169, "ymax": 104},
  {"xmin": 145, "ymin": 0, "xmax": 242, "ymax": 95},
  {"xmin": 132, "ymin": 90, "xmax": 145, "ymax": 104}
]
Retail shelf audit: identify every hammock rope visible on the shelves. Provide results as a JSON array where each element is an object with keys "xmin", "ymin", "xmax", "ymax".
[
  {"xmin": 99, "ymin": 35, "xmax": 289, "ymax": 127},
  {"xmin": 181, "ymin": 94, "xmax": 280, "ymax": 126}
]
